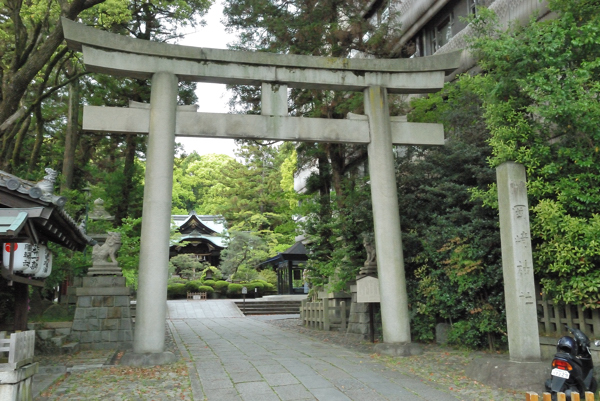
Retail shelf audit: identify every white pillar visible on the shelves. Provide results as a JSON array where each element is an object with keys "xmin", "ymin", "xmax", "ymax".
[
  {"xmin": 261, "ymin": 83, "xmax": 288, "ymax": 116},
  {"xmin": 364, "ymin": 86, "xmax": 411, "ymax": 344},
  {"xmin": 497, "ymin": 161, "xmax": 541, "ymax": 362},
  {"xmin": 134, "ymin": 72, "xmax": 178, "ymax": 354}
]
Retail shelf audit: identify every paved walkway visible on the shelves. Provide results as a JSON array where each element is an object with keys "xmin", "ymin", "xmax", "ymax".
[{"xmin": 169, "ymin": 300, "xmax": 459, "ymax": 401}]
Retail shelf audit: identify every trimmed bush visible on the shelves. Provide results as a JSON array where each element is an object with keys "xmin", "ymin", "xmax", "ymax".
[
  {"xmin": 167, "ymin": 283, "xmax": 187, "ymax": 299},
  {"xmin": 227, "ymin": 283, "xmax": 243, "ymax": 296},
  {"xmin": 250, "ymin": 281, "xmax": 265, "ymax": 290},
  {"xmin": 184, "ymin": 280, "xmax": 203, "ymax": 293},
  {"xmin": 203, "ymin": 280, "xmax": 216, "ymax": 288},
  {"xmin": 214, "ymin": 280, "xmax": 229, "ymax": 292},
  {"xmin": 197, "ymin": 286, "xmax": 214, "ymax": 294}
]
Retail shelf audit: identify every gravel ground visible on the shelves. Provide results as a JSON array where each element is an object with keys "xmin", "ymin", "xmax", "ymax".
[
  {"xmin": 35, "ymin": 324, "xmax": 191, "ymax": 401},
  {"xmin": 35, "ymin": 318, "xmax": 525, "ymax": 401}
]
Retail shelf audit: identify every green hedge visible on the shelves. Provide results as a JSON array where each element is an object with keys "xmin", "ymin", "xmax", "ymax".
[
  {"xmin": 250, "ymin": 281, "xmax": 265, "ymax": 290},
  {"xmin": 197, "ymin": 286, "xmax": 214, "ymax": 294},
  {"xmin": 203, "ymin": 280, "xmax": 216, "ymax": 288},
  {"xmin": 227, "ymin": 283, "xmax": 243, "ymax": 295},
  {"xmin": 184, "ymin": 280, "xmax": 204, "ymax": 293},
  {"xmin": 167, "ymin": 283, "xmax": 187, "ymax": 299},
  {"xmin": 214, "ymin": 280, "xmax": 230, "ymax": 292}
]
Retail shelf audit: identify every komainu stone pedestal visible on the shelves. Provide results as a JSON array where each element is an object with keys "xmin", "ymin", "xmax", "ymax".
[
  {"xmin": 346, "ymin": 281, "xmax": 371, "ymax": 339},
  {"xmin": 72, "ymin": 276, "xmax": 133, "ymax": 350},
  {"xmin": 86, "ymin": 262, "xmax": 122, "ymax": 276}
]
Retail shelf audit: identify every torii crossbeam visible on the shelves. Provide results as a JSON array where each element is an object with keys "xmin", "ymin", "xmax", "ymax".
[{"xmin": 62, "ymin": 18, "xmax": 461, "ymax": 363}]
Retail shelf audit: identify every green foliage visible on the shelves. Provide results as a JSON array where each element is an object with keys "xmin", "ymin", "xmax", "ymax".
[
  {"xmin": 250, "ymin": 280, "xmax": 265, "ymax": 290},
  {"xmin": 169, "ymin": 254, "xmax": 207, "ymax": 280},
  {"xmin": 232, "ymin": 266, "xmax": 260, "ymax": 282},
  {"xmin": 299, "ymin": 179, "xmax": 373, "ymax": 292},
  {"xmin": 202, "ymin": 280, "xmax": 216, "ymax": 288},
  {"xmin": 222, "ymin": 1, "xmax": 403, "ymax": 297},
  {"xmin": 404, "ymin": 77, "xmax": 506, "ymax": 350},
  {"xmin": 197, "ymin": 286, "xmax": 214, "ymax": 294},
  {"xmin": 220, "ymin": 231, "xmax": 271, "ymax": 278},
  {"xmin": 200, "ymin": 266, "xmax": 222, "ymax": 281},
  {"xmin": 257, "ymin": 269, "xmax": 277, "ymax": 286},
  {"xmin": 115, "ymin": 217, "xmax": 141, "ymax": 289},
  {"xmin": 533, "ymin": 201, "xmax": 600, "ymax": 307},
  {"xmin": 167, "ymin": 283, "xmax": 187, "ymax": 299},
  {"xmin": 184, "ymin": 280, "xmax": 204, "ymax": 293},
  {"xmin": 227, "ymin": 283, "xmax": 244, "ymax": 296},
  {"xmin": 46, "ymin": 243, "xmax": 92, "ymax": 296},
  {"xmin": 468, "ymin": 1, "xmax": 600, "ymax": 307},
  {"xmin": 213, "ymin": 280, "xmax": 230, "ymax": 292}
]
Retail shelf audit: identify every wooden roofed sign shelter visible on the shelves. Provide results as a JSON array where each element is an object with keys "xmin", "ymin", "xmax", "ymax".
[
  {"xmin": 62, "ymin": 18, "xmax": 461, "ymax": 361},
  {"xmin": 0, "ymin": 169, "xmax": 93, "ymax": 331}
]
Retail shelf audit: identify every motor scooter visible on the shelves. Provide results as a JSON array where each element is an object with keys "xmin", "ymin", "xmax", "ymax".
[{"xmin": 545, "ymin": 325, "xmax": 598, "ymax": 400}]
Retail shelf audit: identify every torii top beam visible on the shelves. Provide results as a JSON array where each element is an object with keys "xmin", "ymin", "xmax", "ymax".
[{"xmin": 62, "ymin": 18, "xmax": 462, "ymax": 94}]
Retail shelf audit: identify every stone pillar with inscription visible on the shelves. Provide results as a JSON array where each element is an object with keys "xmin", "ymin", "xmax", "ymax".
[{"xmin": 497, "ymin": 161, "xmax": 541, "ymax": 362}]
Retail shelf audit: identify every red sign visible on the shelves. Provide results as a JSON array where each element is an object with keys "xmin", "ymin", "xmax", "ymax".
[{"xmin": 4, "ymin": 243, "xmax": 18, "ymax": 252}]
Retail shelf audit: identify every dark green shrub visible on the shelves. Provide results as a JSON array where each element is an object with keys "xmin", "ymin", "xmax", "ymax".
[
  {"xmin": 197, "ymin": 286, "xmax": 214, "ymax": 294},
  {"xmin": 203, "ymin": 280, "xmax": 216, "ymax": 288},
  {"xmin": 214, "ymin": 280, "xmax": 229, "ymax": 292},
  {"xmin": 250, "ymin": 281, "xmax": 265, "ymax": 290},
  {"xmin": 227, "ymin": 283, "xmax": 243, "ymax": 296},
  {"xmin": 184, "ymin": 280, "xmax": 203, "ymax": 293},
  {"xmin": 167, "ymin": 283, "xmax": 187, "ymax": 299}
]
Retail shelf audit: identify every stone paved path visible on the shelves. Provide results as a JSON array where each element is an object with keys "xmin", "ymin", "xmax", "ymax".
[{"xmin": 169, "ymin": 299, "xmax": 459, "ymax": 401}]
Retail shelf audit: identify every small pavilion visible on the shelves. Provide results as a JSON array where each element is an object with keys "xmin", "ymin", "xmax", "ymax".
[
  {"xmin": 170, "ymin": 211, "xmax": 226, "ymax": 267},
  {"xmin": 260, "ymin": 241, "xmax": 308, "ymax": 295}
]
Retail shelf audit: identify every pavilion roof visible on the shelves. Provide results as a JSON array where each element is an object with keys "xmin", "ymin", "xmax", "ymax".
[{"xmin": 259, "ymin": 241, "xmax": 308, "ymax": 267}]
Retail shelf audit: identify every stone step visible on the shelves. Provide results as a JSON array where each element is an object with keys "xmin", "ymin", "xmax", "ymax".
[
  {"xmin": 234, "ymin": 301, "xmax": 301, "ymax": 315},
  {"xmin": 61, "ymin": 342, "xmax": 80, "ymax": 355},
  {"xmin": 55, "ymin": 327, "xmax": 71, "ymax": 336},
  {"xmin": 51, "ymin": 335, "xmax": 67, "ymax": 347},
  {"xmin": 36, "ymin": 329, "xmax": 55, "ymax": 341}
]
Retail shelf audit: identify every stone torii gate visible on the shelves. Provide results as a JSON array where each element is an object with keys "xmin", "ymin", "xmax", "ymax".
[{"xmin": 62, "ymin": 18, "xmax": 461, "ymax": 364}]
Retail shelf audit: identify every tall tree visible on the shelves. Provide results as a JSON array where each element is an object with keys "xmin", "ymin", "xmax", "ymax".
[
  {"xmin": 402, "ymin": 76, "xmax": 504, "ymax": 350},
  {"xmin": 223, "ymin": 0, "xmax": 405, "ymax": 289}
]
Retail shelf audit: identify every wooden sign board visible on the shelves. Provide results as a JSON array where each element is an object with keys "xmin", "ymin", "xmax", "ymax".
[{"xmin": 357, "ymin": 276, "xmax": 380, "ymax": 303}]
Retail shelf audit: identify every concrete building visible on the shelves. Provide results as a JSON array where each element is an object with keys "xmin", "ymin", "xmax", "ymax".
[{"xmin": 388, "ymin": 0, "xmax": 551, "ymax": 73}]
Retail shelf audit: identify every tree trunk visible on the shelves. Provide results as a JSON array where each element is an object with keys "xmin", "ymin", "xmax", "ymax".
[
  {"xmin": 329, "ymin": 143, "xmax": 346, "ymax": 210},
  {"xmin": 27, "ymin": 105, "xmax": 45, "ymax": 174},
  {"xmin": 114, "ymin": 135, "xmax": 138, "ymax": 225},
  {"xmin": 61, "ymin": 79, "xmax": 80, "ymax": 192},
  {"xmin": 0, "ymin": 0, "xmax": 106, "ymax": 140},
  {"xmin": 10, "ymin": 115, "xmax": 32, "ymax": 171}
]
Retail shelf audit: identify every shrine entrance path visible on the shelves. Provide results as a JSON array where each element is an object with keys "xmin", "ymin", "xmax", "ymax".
[{"xmin": 166, "ymin": 300, "xmax": 459, "ymax": 401}]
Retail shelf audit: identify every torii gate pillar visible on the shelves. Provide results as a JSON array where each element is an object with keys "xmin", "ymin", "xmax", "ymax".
[
  {"xmin": 123, "ymin": 72, "xmax": 179, "ymax": 363},
  {"xmin": 364, "ymin": 86, "xmax": 413, "ymax": 351}
]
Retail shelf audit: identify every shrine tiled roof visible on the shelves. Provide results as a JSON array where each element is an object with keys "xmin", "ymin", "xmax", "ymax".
[{"xmin": 0, "ymin": 169, "xmax": 94, "ymax": 251}]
